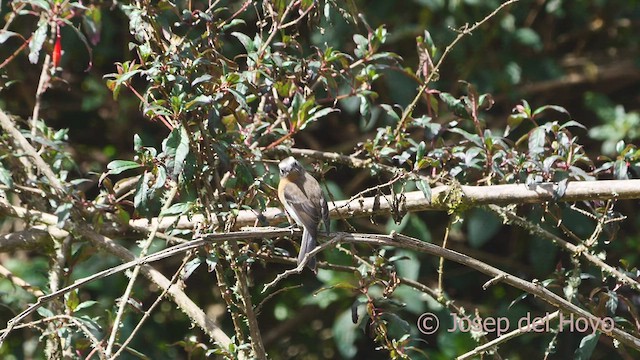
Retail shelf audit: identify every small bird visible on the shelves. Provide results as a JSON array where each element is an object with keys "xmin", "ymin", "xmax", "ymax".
[{"xmin": 278, "ymin": 156, "xmax": 330, "ymax": 272}]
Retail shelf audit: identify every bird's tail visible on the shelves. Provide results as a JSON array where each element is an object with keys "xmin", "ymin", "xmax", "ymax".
[{"xmin": 299, "ymin": 227, "xmax": 317, "ymax": 273}]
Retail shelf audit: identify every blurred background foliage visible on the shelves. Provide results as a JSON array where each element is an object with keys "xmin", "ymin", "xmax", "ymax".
[{"xmin": 1, "ymin": 0, "xmax": 639, "ymax": 359}]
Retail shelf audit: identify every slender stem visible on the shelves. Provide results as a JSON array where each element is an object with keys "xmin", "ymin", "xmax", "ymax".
[
  {"xmin": 32, "ymin": 51, "xmax": 52, "ymax": 137},
  {"xmin": 105, "ymin": 183, "xmax": 179, "ymax": 356},
  {"xmin": 110, "ymin": 255, "xmax": 190, "ymax": 359},
  {"xmin": 393, "ymin": 0, "xmax": 520, "ymax": 138},
  {"xmin": 457, "ymin": 311, "xmax": 560, "ymax": 359},
  {"xmin": 437, "ymin": 218, "xmax": 453, "ymax": 299}
]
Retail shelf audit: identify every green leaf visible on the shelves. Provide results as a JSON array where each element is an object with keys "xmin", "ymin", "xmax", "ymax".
[
  {"xmin": 221, "ymin": 19, "xmax": 246, "ymax": 31},
  {"xmin": 574, "ymin": 333, "xmax": 599, "ymax": 360},
  {"xmin": 506, "ymin": 113, "xmax": 527, "ymax": 136},
  {"xmin": 0, "ymin": 166, "xmax": 13, "ymax": 188},
  {"xmin": 133, "ymin": 134, "xmax": 143, "ymax": 152},
  {"xmin": 305, "ymin": 107, "xmax": 338, "ymax": 128},
  {"xmin": 106, "ymin": 160, "xmax": 142, "ymax": 175},
  {"xmin": 353, "ymin": 34, "xmax": 368, "ymax": 58},
  {"xmin": 560, "ymin": 120, "xmax": 586, "ymax": 130},
  {"xmin": 65, "ymin": 290, "xmax": 80, "ymax": 311},
  {"xmin": 416, "ymin": 141, "xmax": 426, "ymax": 161},
  {"xmin": 533, "ymin": 104, "xmax": 570, "ymax": 118},
  {"xmin": 440, "ymin": 92, "xmax": 469, "ymax": 118},
  {"xmin": 26, "ymin": 0, "xmax": 51, "ymax": 10},
  {"xmin": 613, "ymin": 159, "xmax": 628, "ymax": 180},
  {"xmin": 231, "ymin": 32, "xmax": 255, "ymax": 52},
  {"xmin": 28, "ymin": 16, "xmax": 48, "ymax": 64},
  {"xmin": 416, "ymin": 179, "xmax": 431, "ymax": 203},
  {"xmin": 449, "ymin": 128, "xmax": 482, "ymax": 147},
  {"xmin": 182, "ymin": 258, "xmax": 202, "ymax": 280},
  {"xmin": 161, "ymin": 201, "xmax": 192, "ymax": 216},
  {"xmin": 380, "ymin": 104, "xmax": 400, "ymax": 122},
  {"xmin": 185, "ymin": 94, "xmax": 212, "ymax": 111},
  {"xmin": 514, "ymin": 28, "xmax": 542, "ymax": 51},
  {"xmin": 163, "ymin": 126, "xmax": 190, "ymax": 178},
  {"xmin": 606, "ymin": 291, "xmax": 618, "ymax": 314},
  {"xmin": 528, "ymin": 127, "xmax": 546, "ymax": 157},
  {"xmin": 55, "ymin": 202, "xmax": 73, "ymax": 228},
  {"xmin": 134, "ymin": 171, "xmax": 151, "ymax": 214},
  {"xmin": 37, "ymin": 307, "xmax": 54, "ymax": 318},
  {"xmin": 191, "ymin": 74, "xmax": 213, "ymax": 87},
  {"xmin": 74, "ymin": 300, "xmax": 98, "ymax": 312}
]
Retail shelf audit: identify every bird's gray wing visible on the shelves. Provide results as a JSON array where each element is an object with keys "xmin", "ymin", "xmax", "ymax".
[{"xmin": 281, "ymin": 181, "xmax": 320, "ymax": 229}]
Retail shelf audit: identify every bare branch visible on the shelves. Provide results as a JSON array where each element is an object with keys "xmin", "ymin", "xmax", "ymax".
[
  {"xmin": 0, "ymin": 228, "xmax": 51, "ymax": 252},
  {"xmin": 0, "ymin": 108, "xmax": 65, "ymax": 195},
  {"xmin": 488, "ymin": 204, "xmax": 640, "ymax": 291},
  {"xmin": 129, "ymin": 180, "xmax": 640, "ymax": 231}
]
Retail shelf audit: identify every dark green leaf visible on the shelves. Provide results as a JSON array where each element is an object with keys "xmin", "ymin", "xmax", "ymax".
[
  {"xmin": 0, "ymin": 166, "xmax": 13, "ymax": 188},
  {"xmin": 533, "ymin": 104, "xmax": 570, "ymax": 118},
  {"xmin": 37, "ymin": 307, "xmax": 54, "ymax": 318},
  {"xmin": 553, "ymin": 178, "xmax": 569, "ymax": 200},
  {"xmin": 560, "ymin": 120, "xmax": 586, "ymax": 130},
  {"xmin": 106, "ymin": 160, "xmax": 142, "ymax": 175},
  {"xmin": 449, "ymin": 128, "xmax": 482, "ymax": 147},
  {"xmin": 613, "ymin": 159, "xmax": 628, "ymax": 180},
  {"xmin": 55, "ymin": 202, "xmax": 73, "ymax": 228},
  {"xmin": 74, "ymin": 300, "xmax": 98, "ymax": 312},
  {"xmin": 231, "ymin": 32, "xmax": 255, "ymax": 52},
  {"xmin": 574, "ymin": 333, "xmax": 599, "ymax": 360},
  {"xmin": 416, "ymin": 179, "xmax": 431, "ymax": 203},
  {"xmin": 528, "ymin": 127, "xmax": 546, "ymax": 157},
  {"xmin": 29, "ymin": 17, "xmax": 48, "ymax": 64}
]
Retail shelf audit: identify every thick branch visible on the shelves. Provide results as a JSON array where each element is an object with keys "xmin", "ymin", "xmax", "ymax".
[
  {"xmin": 0, "ymin": 228, "xmax": 51, "ymax": 252},
  {"xmin": 128, "ymin": 180, "xmax": 640, "ymax": 231}
]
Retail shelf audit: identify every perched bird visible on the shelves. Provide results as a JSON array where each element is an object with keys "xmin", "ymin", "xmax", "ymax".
[{"xmin": 278, "ymin": 156, "xmax": 330, "ymax": 272}]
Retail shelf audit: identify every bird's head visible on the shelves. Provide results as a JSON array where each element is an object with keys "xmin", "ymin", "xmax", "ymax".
[{"xmin": 278, "ymin": 156, "xmax": 304, "ymax": 179}]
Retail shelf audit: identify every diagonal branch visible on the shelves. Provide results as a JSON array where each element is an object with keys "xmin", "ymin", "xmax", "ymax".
[
  {"xmin": 487, "ymin": 204, "xmax": 640, "ymax": 291},
  {"xmin": 0, "ymin": 108, "xmax": 65, "ymax": 195}
]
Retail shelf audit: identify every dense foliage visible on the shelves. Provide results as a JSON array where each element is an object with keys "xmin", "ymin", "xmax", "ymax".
[{"xmin": 1, "ymin": 0, "xmax": 640, "ymax": 359}]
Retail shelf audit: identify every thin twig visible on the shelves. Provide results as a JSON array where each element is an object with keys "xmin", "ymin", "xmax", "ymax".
[
  {"xmin": 110, "ymin": 254, "xmax": 191, "ymax": 359},
  {"xmin": 105, "ymin": 182, "xmax": 179, "ymax": 356},
  {"xmin": 393, "ymin": 0, "xmax": 520, "ymax": 138},
  {"xmin": 31, "ymin": 53, "xmax": 52, "ymax": 137},
  {"xmin": 437, "ymin": 217, "xmax": 453, "ymax": 299},
  {"xmin": 262, "ymin": 234, "xmax": 344, "ymax": 292},
  {"xmin": 0, "ymin": 264, "xmax": 45, "ymax": 297},
  {"xmin": 456, "ymin": 311, "xmax": 560, "ymax": 360},
  {"xmin": 487, "ymin": 204, "xmax": 640, "ymax": 291}
]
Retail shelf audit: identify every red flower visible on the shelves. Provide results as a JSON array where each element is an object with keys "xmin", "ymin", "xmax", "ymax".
[{"xmin": 52, "ymin": 34, "xmax": 62, "ymax": 68}]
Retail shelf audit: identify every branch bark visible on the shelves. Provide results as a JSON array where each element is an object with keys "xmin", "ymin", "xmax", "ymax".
[{"xmin": 128, "ymin": 179, "xmax": 640, "ymax": 231}]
